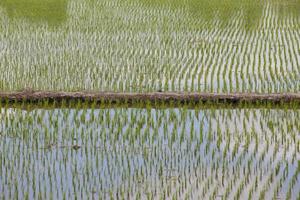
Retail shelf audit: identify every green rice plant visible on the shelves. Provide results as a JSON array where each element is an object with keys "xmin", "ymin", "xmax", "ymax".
[
  {"xmin": 0, "ymin": 0, "xmax": 300, "ymax": 198},
  {"xmin": 1, "ymin": 104, "xmax": 299, "ymax": 198},
  {"xmin": 0, "ymin": 0, "xmax": 299, "ymax": 93}
]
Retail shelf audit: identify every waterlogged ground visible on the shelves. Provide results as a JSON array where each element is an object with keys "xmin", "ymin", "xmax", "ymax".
[
  {"xmin": 0, "ymin": 0, "xmax": 300, "ymax": 199},
  {"xmin": 0, "ymin": 106, "xmax": 299, "ymax": 199},
  {"xmin": 0, "ymin": 0, "xmax": 299, "ymax": 92}
]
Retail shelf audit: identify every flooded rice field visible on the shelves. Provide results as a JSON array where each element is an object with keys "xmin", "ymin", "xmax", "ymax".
[
  {"xmin": 0, "ymin": 106, "xmax": 299, "ymax": 199},
  {"xmin": 0, "ymin": 0, "xmax": 299, "ymax": 93}
]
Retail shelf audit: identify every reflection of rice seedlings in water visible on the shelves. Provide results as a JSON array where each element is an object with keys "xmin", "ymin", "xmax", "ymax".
[
  {"xmin": 0, "ymin": 105, "xmax": 299, "ymax": 199},
  {"xmin": 0, "ymin": 0, "xmax": 300, "ymax": 199},
  {"xmin": 0, "ymin": 0, "xmax": 299, "ymax": 93},
  {"xmin": 0, "ymin": 108, "xmax": 18, "ymax": 132}
]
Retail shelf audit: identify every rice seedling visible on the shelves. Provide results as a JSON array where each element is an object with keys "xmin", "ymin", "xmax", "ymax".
[
  {"xmin": 0, "ymin": 102, "xmax": 299, "ymax": 199},
  {"xmin": 0, "ymin": 0, "xmax": 300, "ymax": 199},
  {"xmin": 0, "ymin": 0, "xmax": 299, "ymax": 93}
]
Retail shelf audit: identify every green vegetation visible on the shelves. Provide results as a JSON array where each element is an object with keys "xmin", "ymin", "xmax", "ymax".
[
  {"xmin": 0, "ymin": 0, "xmax": 299, "ymax": 199},
  {"xmin": 0, "ymin": 103, "xmax": 300, "ymax": 199},
  {"xmin": 0, "ymin": 0, "xmax": 68, "ymax": 25},
  {"xmin": 0, "ymin": 0, "xmax": 299, "ymax": 92}
]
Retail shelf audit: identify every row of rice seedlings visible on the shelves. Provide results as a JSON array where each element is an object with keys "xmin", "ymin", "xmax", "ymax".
[
  {"xmin": 0, "ymin": 102, "xmax": 299, "ymax": 199},
  {"xmin": 0, "ymin": 0, "xmax": 299, "ymax": 93}
]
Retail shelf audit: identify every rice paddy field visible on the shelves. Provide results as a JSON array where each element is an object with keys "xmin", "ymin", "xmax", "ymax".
[
  {"xmin": 0, "ymin": 0, "xmax": 300, "ymax": 199},
  {"xmin": 0, "ymin": 105, "xmax": 299, "ymax": 199},
  {"xmin": 0, "ymin": 0, "xmax": 299, "ymax": 92}
]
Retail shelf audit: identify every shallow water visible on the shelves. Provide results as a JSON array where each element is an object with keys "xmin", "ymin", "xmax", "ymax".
[
  {"xmin": 0, "ymin": 107, "xmax": 299, "ymax": 199},
  {"xmin": 0, "ymin": 0, "xmax": 299, "ymax": 93}
]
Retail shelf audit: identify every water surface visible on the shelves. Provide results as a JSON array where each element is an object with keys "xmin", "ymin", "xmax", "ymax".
[{"xmin": 1, "ymin": 107, "xmax": 299, "ymax": 199}]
